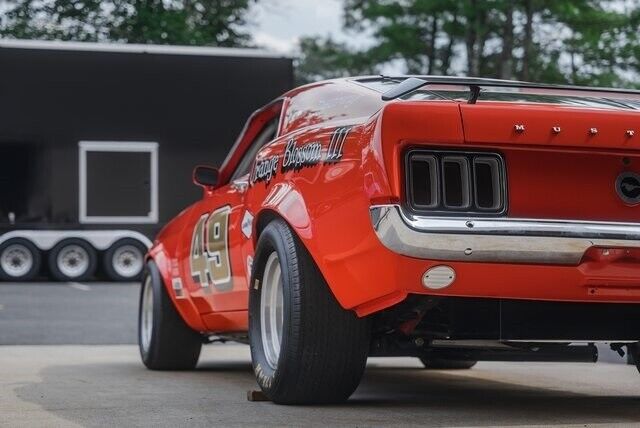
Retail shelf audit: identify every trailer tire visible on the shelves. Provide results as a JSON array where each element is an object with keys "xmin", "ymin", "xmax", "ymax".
[
  {"xmin": 139, "ymin": 261, "xmax": 202, "ymax": 370},
  {"xmin": 249, "ymin": 219, "xmax": 371, "ymax": 404},
  {"xmin": 103, "ymin": 238, "xmax": 147, "ymax": 281},
  {"xmin": 48, "ymin": 239, "xmax": 97, "ymax": 281},
  {"xmin": 0, "ymin": 238, "xmax": 41, "ymax": 281}
]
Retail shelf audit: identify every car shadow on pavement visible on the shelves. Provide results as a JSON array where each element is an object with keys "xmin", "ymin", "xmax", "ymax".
[
  {"xmin": 351, "ymin": 366, "xmax": 640, "ymax": 425},
  {"xmin": 14, "ymin": 360, "xmax": 640, "ymax": 427}
]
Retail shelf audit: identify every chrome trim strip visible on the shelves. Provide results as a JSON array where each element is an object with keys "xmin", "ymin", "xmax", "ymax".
[{"xmin": 370, "ymin": 205, "xmax": 640, "ymax": 265}]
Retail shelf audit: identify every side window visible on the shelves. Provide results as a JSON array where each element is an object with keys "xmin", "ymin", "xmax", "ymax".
[{"xmin": 230, "ymin": 119, "xmax": 278, "ymax": 181}]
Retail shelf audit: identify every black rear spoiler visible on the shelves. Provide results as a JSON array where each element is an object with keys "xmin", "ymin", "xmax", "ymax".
[{"xmin": 370, "ymin": 76, "xmax": 640, "ymax": 104}]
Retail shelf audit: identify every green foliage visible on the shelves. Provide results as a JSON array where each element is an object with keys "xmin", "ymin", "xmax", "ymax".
[
  {"xmin": 0, "ymin": 0, "xmax": 256, "ymax": 46},
  {"xmin": 296, "ymin": 0, "xmax": 640, "ymax": 87},
  {"xmin": 294, "ymin": 37, "xmax": 376, "ymax": 84}
]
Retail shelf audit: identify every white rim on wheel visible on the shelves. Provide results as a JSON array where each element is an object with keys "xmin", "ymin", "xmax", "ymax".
[
  {"xmin": 1, "ymin": 244, "xmax": 34, "ymax": 278},
  {"xmin": 112, "ymin": 245, "xmax": 144, "ymax": 278},
  {"xmin": 260, "ymin": 252, "xmax": 284, "ymax": 370},
  {"xmin": 56, "ymin": 244, "xmax": 90, "ymax": 278},
  {"xmin": 140, "ymin": 276, "xmax": 154, "ymax": 353}
]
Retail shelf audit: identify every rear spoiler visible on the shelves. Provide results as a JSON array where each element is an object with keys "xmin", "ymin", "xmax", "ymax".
[{"xmin": 371, "ymin": 76, "xmax": 640, "ymax": 104}]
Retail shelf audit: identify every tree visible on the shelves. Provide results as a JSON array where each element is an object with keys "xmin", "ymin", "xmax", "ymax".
[
  {"xmin": 294, "ymin": 37, "xmax": 375, "ymax": 84},
  {"xmin": 296, "ymin": 0, "xmax": 640, "ymax": 87},
  {"xmin": 0, "ymin": 0, "xmax": 256, "ymax": 47}
]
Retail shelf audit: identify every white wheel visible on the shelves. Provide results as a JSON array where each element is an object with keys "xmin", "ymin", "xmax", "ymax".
[
  {"xmin": 140, "ymin": 275, "xmax": 154, "ymax": 353},
  {"xmin": 48, "ymin": 239, "xmax": 97, "ymax": 281},
  {"xmin": 113, "ymin": 245, "xmax": 144, "ymax": 278},
  {"xmin": 1, "ymin": 244, "xmax": 34, "ymax": 277},
  {"xmin": 0, "ymin": 238, "xmax": 41, "ymax": 281},
  {"xmin": 57, "ymin": 244, "xmax": 90, "ymax": 278},
  {"xmin": 259, "ymin": 252, "xmax": 284, "ymax": 370},
  {"xmin": 104, "ymin": 239, "xmax": 147, "ymax": 281}
]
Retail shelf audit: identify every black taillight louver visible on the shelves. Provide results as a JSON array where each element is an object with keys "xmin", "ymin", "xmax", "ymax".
[
  {"xmin": 408, "ymin": 154, "xmax": 438, "ymax": 208},
  {"xmin": 406, "ymin": 150, "xmax": 506, "ymax": 215}
]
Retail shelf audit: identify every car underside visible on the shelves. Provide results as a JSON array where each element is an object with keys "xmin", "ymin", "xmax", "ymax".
[{"xmin": 369, "ymin": 295, "xmax": 640, "ymax": 364}]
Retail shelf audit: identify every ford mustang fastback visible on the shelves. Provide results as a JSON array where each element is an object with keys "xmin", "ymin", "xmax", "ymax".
[{"xmin": 138, "ymin": 76, "xmax": 640, "ymax": 404}]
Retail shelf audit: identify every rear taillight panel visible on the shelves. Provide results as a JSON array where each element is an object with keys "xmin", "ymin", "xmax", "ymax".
[{"xmin": 405, "ymin": 150, "xmax": 507, "ymax": 215}]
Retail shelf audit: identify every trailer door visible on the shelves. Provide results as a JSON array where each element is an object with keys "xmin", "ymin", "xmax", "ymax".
[{"xmin": 79, "ymin": 141, "xmax": 158, "ymax": 224}]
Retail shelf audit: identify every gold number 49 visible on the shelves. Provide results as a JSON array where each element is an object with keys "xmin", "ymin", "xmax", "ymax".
[{"xmin": 190, "ymin": 206, "xmax": 232, "ymax": 291}]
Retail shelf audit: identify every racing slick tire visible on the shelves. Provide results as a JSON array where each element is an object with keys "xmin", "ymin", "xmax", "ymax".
[
  {"xmin": 419, "ymin": 357, "xmax": 477, "ymax": 370},
  {"xmin": 249, "ymin": 219, "xmax": 371, "ymax": 404},
  {"xmin": 103, "ymin": 238, "xmax": 147, "ymax": 282},
  {"xmin": 0, "ymin": 238, "xmax": 41, "ymax": 281},
  {"xmin": 48, "ymin": 238, "xmax": 97, "ymax": 282},
  {"xmin": 139, "ymin": 261, "xmax": 202, "ymax": 370}
]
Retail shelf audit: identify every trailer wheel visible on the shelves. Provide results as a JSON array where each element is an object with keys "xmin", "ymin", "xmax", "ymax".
[
  {"xmin": 419, "ymin": 357, "xmax": 477, "ymax": 370},
  {"xmin": 139, "ymin": 261, "xmax": 202, "ymax": 370},
  {"xmin": 103, "ymin": 238, "xmax": 147, "ymax": 281},
  {"xmin": 48, "ymin": 239, "xmax": 97, "ymax": 281},
  {"xmin": 249, "ymin": 219, "xmax": 370, "ymax": 404},
  {"xmin": 0, "ymin": 238, "xmax": 41, "ymax": 281}
]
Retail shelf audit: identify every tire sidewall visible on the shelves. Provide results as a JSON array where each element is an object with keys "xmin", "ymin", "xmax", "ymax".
[
  {"xmin": 48, "ymin": 238, "xmax": 97, "ymax": 281},
  {"xmin": 0, "ymin": 238, "xmax": 41, "ymax": 281},
  {"xmin": 249, "ymin": 221, "xmax": 294, "ymax": 395},
  {"xmin": 104, "ymin": 238, "xmax": 147, "ymax": 281},
  {"xmin": 138, "ymin": 260, "xmax": 202, "ymax": 370},
  {"xmin": 139, "ymin": 261, "xmax": 161, "ymax": 364}
]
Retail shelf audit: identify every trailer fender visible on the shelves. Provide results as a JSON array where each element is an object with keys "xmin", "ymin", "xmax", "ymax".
[{"xmin": 0, "ymin": 230, "xmax": 152, "ymax": 251}]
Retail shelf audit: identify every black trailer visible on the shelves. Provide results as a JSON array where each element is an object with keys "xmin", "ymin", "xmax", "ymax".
[{"xmin": 0, "ymin": 39, "xmax": 293, "ymax": 282}]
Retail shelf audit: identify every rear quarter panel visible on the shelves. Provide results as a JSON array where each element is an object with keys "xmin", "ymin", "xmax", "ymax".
[{"xmin": 245, "ymin": 98, "xmax": 466, "ymax": 312}]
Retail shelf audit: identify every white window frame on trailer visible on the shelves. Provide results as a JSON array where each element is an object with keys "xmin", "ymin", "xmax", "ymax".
[{"xmin": 78, "ymin": 141, "xmax": 159, "ymax": 224}]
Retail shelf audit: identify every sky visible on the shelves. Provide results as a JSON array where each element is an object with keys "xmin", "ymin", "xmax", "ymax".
[
  {"xmin": 0, "ymin": 0, "xmax": 361, "ymax": 55},
  {"xmin": 248, "ymin": 0, "xmax": 371, "ymax": 55}
]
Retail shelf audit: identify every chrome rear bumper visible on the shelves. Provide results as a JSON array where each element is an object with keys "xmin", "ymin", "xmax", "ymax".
[{"xmin": 370, "ymin": 205, "xmax": 640, "ymax": 265}]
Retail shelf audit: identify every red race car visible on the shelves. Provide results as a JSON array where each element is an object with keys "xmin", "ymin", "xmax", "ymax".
[{"xmin": 138, "ymin": 76, "xmax": 640, "ymax": 404}]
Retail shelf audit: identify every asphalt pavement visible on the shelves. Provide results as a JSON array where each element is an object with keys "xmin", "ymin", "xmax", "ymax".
[
  {"xmin": 1, "ymin": 344, "xmax": 640, "ymax": 427},
  {"xmin": 1, "ymin": 282, "xmax": 639, "ymax": 427},
  {"xmin": 0, "ymin": 282, "xmax": 139, "ymax": 345}
]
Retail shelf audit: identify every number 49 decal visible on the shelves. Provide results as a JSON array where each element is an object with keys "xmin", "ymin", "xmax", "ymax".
[{"xmin": 190, "ymin": 206, "xmax": 232, "ymax": 291}]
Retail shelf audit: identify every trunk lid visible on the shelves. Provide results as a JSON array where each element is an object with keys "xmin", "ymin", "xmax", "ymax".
[
  {"xmin": 460, "ymin": 102, "xmax": 638, "ymax": 151},
  {"xmin": 459, "ymin": 102, "xmax": 640, "ymax": 222}
]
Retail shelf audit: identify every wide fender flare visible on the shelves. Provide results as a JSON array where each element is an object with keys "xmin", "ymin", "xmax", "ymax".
[
  {"xmin": 252, "ymin": 180, "xmax": 397, "ymax": 315},
  {"xmin": 146, "ymin": 245, "xmax": 207, "ymax": 332},
  {"xmin": 254, "ymin": 181, "xmax": 314, "ymax": 244}
]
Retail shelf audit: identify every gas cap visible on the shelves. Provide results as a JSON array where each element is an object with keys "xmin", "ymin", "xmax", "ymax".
[{"xmin": 422, "ymin": 266, "xmax": 455, "ymax": 290}]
